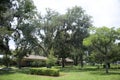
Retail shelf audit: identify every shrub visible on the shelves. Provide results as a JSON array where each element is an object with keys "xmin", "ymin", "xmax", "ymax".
[
  {"xmin": 31, "ymin": 61, "xmax": 46, "ymax": 67},
  {"xmin": 30, "ymin": 68, "xmax": 59, "ymax": 76}
]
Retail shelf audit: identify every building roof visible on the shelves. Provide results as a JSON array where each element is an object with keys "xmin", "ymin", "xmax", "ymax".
[
  {"xmin": 23, "ymin": 55, "xmax": 73, "ymax": 62},
  {"xmin": 24, "ymin": 55, "xmax": 47, "ymax": 61},
  {"xmin": 59, "ymin": 58, "xmax": 73, "ymax": 62},
  {"xmin": 65, "ymin": 58, "xmax": 73, "ymax": 62},
  {"xmin": 0, "ymin": 55, "xmax": 3, "ymax": 58}
]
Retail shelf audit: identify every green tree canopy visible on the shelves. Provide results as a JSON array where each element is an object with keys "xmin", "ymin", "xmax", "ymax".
[{"xmin": 83, "ymin": 26, "xmax": 117, "ymax": 73}]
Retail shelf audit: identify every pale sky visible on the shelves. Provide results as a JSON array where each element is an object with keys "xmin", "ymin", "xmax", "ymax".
[{"xmin": 33, "ymin": 0, "xmax": 120, "ymax": 28}]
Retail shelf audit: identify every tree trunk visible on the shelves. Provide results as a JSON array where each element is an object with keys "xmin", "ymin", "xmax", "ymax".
[
  {"xmin": 80, "ymin": 54, "xmax": 83, "ymax": 68},
  {"xmin": 5, "ymin": 53, "xmax": 9, "ymax": 68},
  {"xmin": 18, "ymin": 58, "xmax": 22, "ymax": 69},
  {"xmin": 105, "ymin": 56, "xmax": 109, "ymax": 73},
  {"xmin": 74, "ymin": 56, "xmax": 78, "ymax": 66},
  {"xmin": 5, "ymin": 38, "xmax": 10, "ymax": 68},
  {"xmin": 105, "ymin": 62, "xmax": 109, "ymax": 73},
  {"xmin": 107, "ymin": 63, "xmax": 110, "ymax": 69},
  {"xmin": 62, "ymin": 58, "xmax": 65, "ymax": 68}
]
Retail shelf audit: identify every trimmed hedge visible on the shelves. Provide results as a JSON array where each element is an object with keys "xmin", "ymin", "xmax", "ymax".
[{"xmin": 30, "ymin": 68, "xmax": 59, "ymax": 76}]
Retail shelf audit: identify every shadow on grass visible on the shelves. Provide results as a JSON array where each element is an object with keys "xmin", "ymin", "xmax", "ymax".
[
  {"xmin": 15, "ymin": 67, "xmax": 30, "ymax": 74},
  {"xmin": 0, "ymin": 69, "xmax": 15, "ymax": 75},
  {"xmin": 55, "ymin": 66, "xmax": 120, "ymax": 76},
  {"xmin": 90, "ymin": 70, "xmax": 120, "ymax": 75},
  {"xmin": 55, "ymin": 66, "xmax": 99, "ymax": 72},
  {"xmin": 0, "ymin": 67, "xmax": 30, "ymax": 75}
]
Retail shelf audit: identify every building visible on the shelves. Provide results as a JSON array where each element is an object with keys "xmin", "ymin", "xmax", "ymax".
[{"xmin": 21, "ymin": 55, "xmax": 73, "ymax": 67}]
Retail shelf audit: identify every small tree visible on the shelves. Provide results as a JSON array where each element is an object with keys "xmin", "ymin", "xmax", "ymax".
[{"xmin": 46, "ymin": 48, "xmax": 57, "ymax": 68}]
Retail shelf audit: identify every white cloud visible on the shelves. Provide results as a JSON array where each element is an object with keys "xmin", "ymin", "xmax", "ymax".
[{"xmin": 33, "ymin": 0, "xmax": 120, "ymax": 28}]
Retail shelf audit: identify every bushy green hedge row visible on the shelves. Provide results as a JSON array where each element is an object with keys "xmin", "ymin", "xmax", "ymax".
[{"xmin": 30, "ymin": 68, "xmax": 59, "ymax": 76}]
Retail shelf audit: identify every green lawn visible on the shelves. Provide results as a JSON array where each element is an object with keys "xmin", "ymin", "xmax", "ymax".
[{"xmin": 0, "ymin": 66, "xmax": 120, "ymax": 80}]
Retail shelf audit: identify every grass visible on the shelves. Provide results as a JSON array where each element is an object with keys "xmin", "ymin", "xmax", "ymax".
[{"xmin": 0, "ymin": 65, "xmax": 120, "ymax": 80}]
